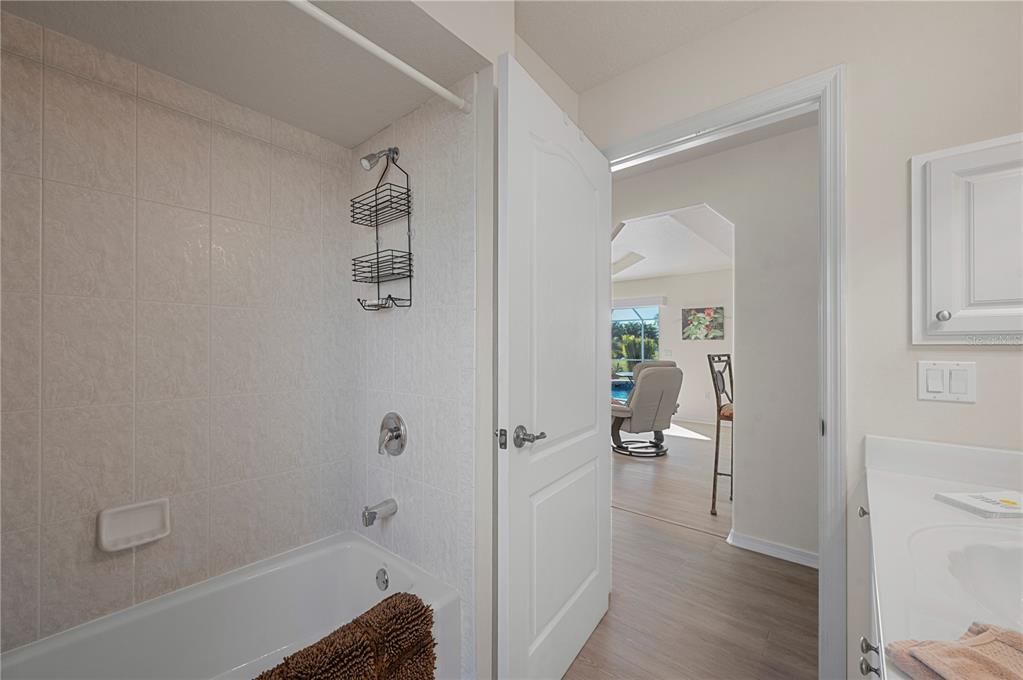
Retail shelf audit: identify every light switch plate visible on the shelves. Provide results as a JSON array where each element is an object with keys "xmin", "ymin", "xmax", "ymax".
[{"xmin": 917, "ymin": 361, "xmax": 976, "ymax": 403}]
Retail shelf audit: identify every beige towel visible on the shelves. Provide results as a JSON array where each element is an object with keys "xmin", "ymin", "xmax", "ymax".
[{"xmin": 887, "ymin": 623, "xmax": 1023, "ymax": 680}]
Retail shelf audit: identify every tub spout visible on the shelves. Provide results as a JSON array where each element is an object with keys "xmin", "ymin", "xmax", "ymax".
[{"xmin": 362, "ymin": 498, "xmax": 397, "ymax": 527}]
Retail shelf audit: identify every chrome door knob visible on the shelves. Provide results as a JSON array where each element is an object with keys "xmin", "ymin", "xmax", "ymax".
[
  {"xmin": 858, "ymin": 506, "xmax": 870, "ymax": 518},
  {"xmin": 513, "ymin": 425, "xmax": 547, "ymax": 448},
  {"xmin": 860, "ymin": 636, "xmax": 879, "ymax": 655},
  {"xmin": 935, "ymin": 309, "xmax": 952, "ymax": 322}
]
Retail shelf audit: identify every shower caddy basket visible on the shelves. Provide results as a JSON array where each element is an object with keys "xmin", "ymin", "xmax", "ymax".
[{"xmin": 350, "ymin": 150, "xmax": 413, "ymax": 310}]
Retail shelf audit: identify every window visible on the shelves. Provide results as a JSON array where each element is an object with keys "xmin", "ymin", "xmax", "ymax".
[{"xmin": 611, "ymin": 306, "xmax": 659, "ymax": 399}]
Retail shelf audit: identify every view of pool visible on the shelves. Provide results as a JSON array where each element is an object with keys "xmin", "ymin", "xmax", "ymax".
[{"xmin": 611, "ymin": 381, "xmax": 632, "ymax": 401}]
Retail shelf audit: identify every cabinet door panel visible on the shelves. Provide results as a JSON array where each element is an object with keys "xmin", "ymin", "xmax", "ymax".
[{"xmin": 912, "ymin": 134, "xmax": 1023, "ymax": 344}]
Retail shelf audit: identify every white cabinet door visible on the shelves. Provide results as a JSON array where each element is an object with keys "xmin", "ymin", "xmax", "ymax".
[
  {"xmin": 496, "ymin": 55, "xmax": 612, "ymax": 679},
  {"xmin": 912, "ymin": 134, "xmax": 1023, "ymax": 344}
]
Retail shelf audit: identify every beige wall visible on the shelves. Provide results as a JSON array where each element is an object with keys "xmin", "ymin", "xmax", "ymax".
[
  {"xmin": 0, "ymin": 16, "xmax": 479, "ymax": 674},
  {"xmin": 416, "ymin": 1, "xmax": 580, "ymax": 121},
  {"xmin": 613, "ymin": 270, "xmax": 734, "ymax": 424},
  {"xmin": 584, "ymin": 2, "xmax": 1023, "ymax": 670},
  {"xmin": 514, "ymin": 35, "xmax": 579, "ymax": 122},
  {"xmin": 614, "ymin": 126, "xmax": 820, "ymax": 556},
  {"xmin": 415, "ymin": 0, "xmax": 514, "ymax": 64}
]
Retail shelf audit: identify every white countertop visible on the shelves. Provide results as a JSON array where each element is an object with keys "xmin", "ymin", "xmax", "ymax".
[{"xmin": 864, "ymin": 436, "xmax": 1023, "ymax": 678}]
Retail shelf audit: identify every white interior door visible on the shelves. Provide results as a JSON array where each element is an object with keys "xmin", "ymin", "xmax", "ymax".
[{"xmin": 496, "ymin": 55, "xmax": 612, "ymax": 679}]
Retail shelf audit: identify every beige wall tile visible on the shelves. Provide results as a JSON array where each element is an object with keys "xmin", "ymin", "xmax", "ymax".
[
  {"xmin": 1, "ymin": 410, "xmax": 40, "ymax": 532},
  {"xmin": 43, "ymin": 29, "xmax": 135, "ymax": 94},
  {"xmin": 138, "ymin": 66, "xmax": 210, "ymax": 120},
  {"xmin": 138, "ymin": 101, "xmax": 211, "ymax": 211},
  {"xmin": 210, "ymin": 306, "xmax": 272, "ymax": 396},
  {"xmin": 1, "ymin": 52, "xmax": 42, "ymax": 176},
  {"xmin": 301, "ymin": 463, "xmax": 346, "ymax": 542},
  {"xmin": 135, "ymin": 490, "xmax": 209, "ymax": 601},
  {"xmin": 271, "ymin": 147, "xmax": 321, "ymax": 233},
  {"xmin": 209, "ymin": 470, "xmax": 304, "ymax": 575},
  {"xmin": 136, "ymin": 398, "xmax": 209, "ymax": 500},
  {"xmin": 296, "ymin": 312, "xmax": 326, "ymax": 391},
  {"xmin": 1, "ymin": 11, "xmax": 42, "ymax": 60},
  {"xmin": 42, "ymin": 181, "xmax": 133, "ymax": 299},
  {"xmin": 43, "ymin": 68, "xmax": 134, "ymax": 195},
  {"xmin": 319, "ymin": 139, "xmax": 349, "ymax": 168},
  {"xmin": 136, "ymin": 302, "xmax": 209, "ymax": 402},
  {"xmin": 211, "ymin": 215, "xmax": 271, "ymax": 307},
  {"xmin": 1, "ymin": 528, "xmax": 39, "ymax": 651},
  {"xmin": 321, "ymin": 164, "xmax": 351, "ymax": 241},
  {"xmin": 211, "ymin": 394, "xmax": 272, "ymax": 485},
  {"xmin": 321, "ymin": 390, "xmax": 359, "ymax": 465},
  {"xmin": 41, "ymin": 404, "xmax": 132, "ymax": 524},
  {"xmin": 211, "ymin": 126, "xmax": 270, "ymax": 225},
  {"xmin": 322, "ymin": 239, "xmax": 351, "ymax": 312},
  {"xmin": 39, "ymin": 516, "xmax": 133, "ymax": 637},
  {"xmin": 137, "ymin": 201, "xmax": 209, "ymax": 304},
  {"xmin": 1, "ymin": 173, "xmax": 41, "ymax": 293},
  {"xmin": 271, "ymin": 230, "xmax": 322, "ymax": 310},
  {"xmin": 211, "ymin": 95, "xmax": 270, "ymax": 142},
  {"xmin": 267, "ymin": 309, "xmax": 323, "ymax": 394},
  {"xmin": 1, "ymin": 293, "xmax": 40, "ymax": 412},
  {"xmin": 210, "ymin": 392, "xmax": 319, "ymax": 486},
  {"xmin": 266, "ymin": 310, "xmax": 301, "ymax": 394},
  {"xmin": 271, "ymin": 118, "xmax": 321, "ymax": 158},
  {"xmin": 209, "ymin": 476, "xmax": 268, "ymax": 575},
  {"xmin": 42, "ymin": 295, "xmax": 133, "ymax": 408}
]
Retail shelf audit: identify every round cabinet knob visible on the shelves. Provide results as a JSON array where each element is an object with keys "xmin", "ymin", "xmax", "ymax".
[
  {"xmin": 860, "ymin": 636, "xmax": 879, "ymax": 655},
  {"xmin": 935, "ymin": 310, "xmax": 952, "ymax": 322},
  {"xmin": 860, "ymin": 658, "xmax": 880, "ymax": 677}
]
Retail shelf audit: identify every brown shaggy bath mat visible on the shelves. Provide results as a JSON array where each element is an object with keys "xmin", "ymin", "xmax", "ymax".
[{"xmin": 256, "ymin": 592, "xmax": 435, "ymax": 680}]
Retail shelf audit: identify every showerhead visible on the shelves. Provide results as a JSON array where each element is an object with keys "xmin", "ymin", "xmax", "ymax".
[{"xmin": 360, "ymin": 147, "xmax": 399, "ymax": 171}]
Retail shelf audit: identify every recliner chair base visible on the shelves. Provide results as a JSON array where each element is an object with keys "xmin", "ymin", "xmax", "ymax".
[
  {"xmin": 611, "ymin": 422, "xmax": 668, "ymax": 457},
  {"xmin": 613, "ymin": 439, "xmax": 668, "ymax": 457}
]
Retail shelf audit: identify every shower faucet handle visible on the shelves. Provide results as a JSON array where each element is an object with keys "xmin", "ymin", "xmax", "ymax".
[{"xmin": 378, "ymin": 412, "xmax": 407, "ymax": 456}]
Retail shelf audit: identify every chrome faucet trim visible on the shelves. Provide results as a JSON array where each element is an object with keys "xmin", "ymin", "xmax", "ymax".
[{"xmin": 362, "ymin": 498, "xmax": 398, "ymax": 527}]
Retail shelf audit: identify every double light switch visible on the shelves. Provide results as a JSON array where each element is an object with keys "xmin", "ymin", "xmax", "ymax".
[{"xmin": 917, "ymin": 361, "xmax": 976, "ymax": 403}]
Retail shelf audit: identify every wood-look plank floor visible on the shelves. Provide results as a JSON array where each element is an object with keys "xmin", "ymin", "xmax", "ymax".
[
  {"xmin": 612, "ymin": 421, "xmax": 733, "ymax": 537},
  {"xmin": 564, "ymin": 422, "xmax": 818, "ymax": 680}
]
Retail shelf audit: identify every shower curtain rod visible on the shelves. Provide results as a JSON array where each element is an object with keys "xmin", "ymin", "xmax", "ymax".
[{"xmin": 287, "ymin": 0, "xmax": 472, "ymax": 114}]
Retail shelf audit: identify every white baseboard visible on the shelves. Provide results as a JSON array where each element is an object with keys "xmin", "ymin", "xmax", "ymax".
[{"xmin": 726, "ymin": 530, "xmax": 818, "ymax": 569}]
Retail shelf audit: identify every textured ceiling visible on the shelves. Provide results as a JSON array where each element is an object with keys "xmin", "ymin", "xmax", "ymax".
[
  {"xmin": 6, "ymin": 1, "xmax": 488, "ymax": 148},
  {"xmin": 515, "ymin": 1, "xmax": 764, "ymax": 92}
]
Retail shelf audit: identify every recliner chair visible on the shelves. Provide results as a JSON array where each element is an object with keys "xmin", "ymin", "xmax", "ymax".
[{"xmin": 611, "ymin": 360, "xmax": 684, "ymax": 457}]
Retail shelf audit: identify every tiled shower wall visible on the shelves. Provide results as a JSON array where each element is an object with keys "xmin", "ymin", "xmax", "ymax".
[
  {"xmin": 0, "ymin": 14, "xmax": 365, "ymax": 650},
  {"xmin": 350, "ymin": 75, "xmax": 478, "ymax": 678}
]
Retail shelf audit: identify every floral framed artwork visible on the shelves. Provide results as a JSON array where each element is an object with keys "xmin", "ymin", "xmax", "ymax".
[{"xmin": 681, "ymin": 307, "xmax": 725, "ymax": 340}]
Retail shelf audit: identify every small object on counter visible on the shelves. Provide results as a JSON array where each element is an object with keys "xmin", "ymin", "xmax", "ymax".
[
  {"xmin": 887, "ymin": 622, "xmax": 1023, "ymax": 680},
  {"xmin": 935, "ymin": 491, "xmax": 1023, "ymax": 518}
]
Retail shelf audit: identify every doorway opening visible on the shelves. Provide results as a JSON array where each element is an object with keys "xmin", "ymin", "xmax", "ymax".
[{"xmin": 566, "ymin": 68, "xmax": 846, "ymax": 679}]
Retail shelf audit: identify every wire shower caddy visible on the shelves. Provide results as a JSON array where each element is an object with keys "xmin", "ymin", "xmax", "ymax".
[{"xmin": 350, "ymin": 150, "xmax": 413, "ymax": 311}]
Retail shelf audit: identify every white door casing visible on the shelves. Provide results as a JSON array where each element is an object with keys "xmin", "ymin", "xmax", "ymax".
[
  {"xmin": 496, "ymin": 55, "xmax": 612, "ymax": 679},
  {"xmin": 912, "ymin": 133, "xmax": 1023, "ymax": 344}
]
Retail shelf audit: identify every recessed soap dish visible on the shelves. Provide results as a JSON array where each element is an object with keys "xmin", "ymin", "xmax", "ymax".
[{"xmin": 97, "ymin": 498, "xmax": 171, "ymax": 552}]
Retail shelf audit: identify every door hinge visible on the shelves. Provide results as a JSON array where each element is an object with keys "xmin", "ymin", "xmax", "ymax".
[
  {"xmin": 820, "ymin": 419, "xmax": 826, "ymax": 437},
  {"xmin": 495, "ymin": 428, "xmax": 507, "ymax": 450}
]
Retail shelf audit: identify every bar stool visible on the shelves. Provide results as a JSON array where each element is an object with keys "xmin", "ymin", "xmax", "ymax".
[{"xmin": 707, "ymin": 354, "xmax": 734, "ymax": 516}]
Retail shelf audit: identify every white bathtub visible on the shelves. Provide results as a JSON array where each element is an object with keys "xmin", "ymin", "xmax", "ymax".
[{"xmin": 1, "ymin": 532, "xmax": 460, "ymax": 680}]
